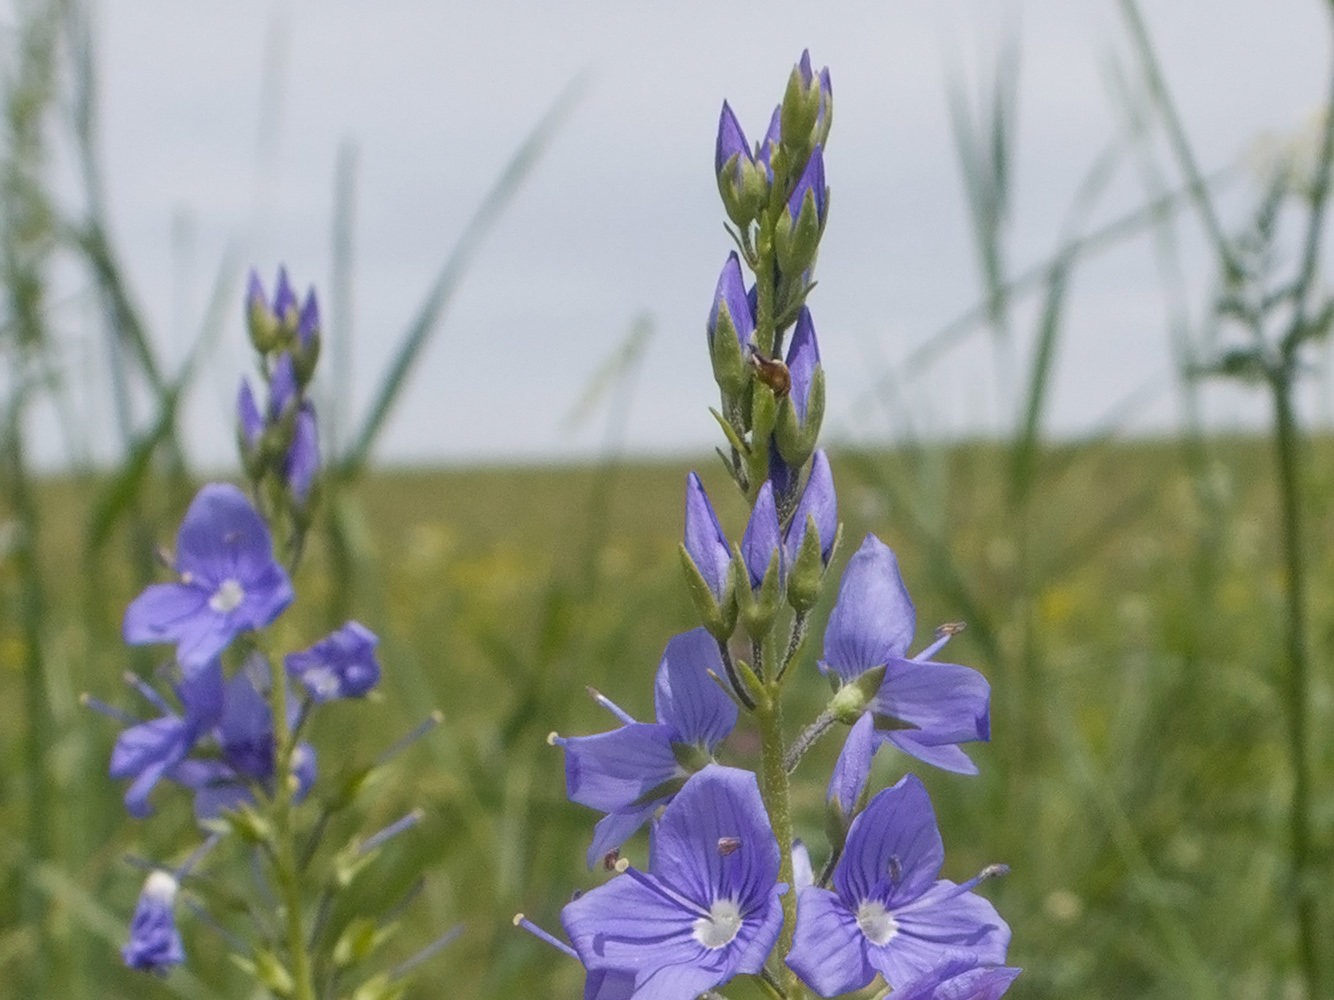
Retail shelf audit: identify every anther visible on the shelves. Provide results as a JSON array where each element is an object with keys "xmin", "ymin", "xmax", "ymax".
[{"xmin": 717, "ymin": 837, "xmax": 742, "ymax": 857}]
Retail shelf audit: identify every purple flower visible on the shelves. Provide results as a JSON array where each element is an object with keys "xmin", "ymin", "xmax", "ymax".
[
  {"xmin": 785, "ymin": 307, "xmax": 821, "ymax": 427},
  {"xmin": 785, "ymin": 450, "xmax": 837, "ymax": 567},
  {"xmin": 237, "ymin": 354, "xmax": 321, "ymax": 503},
  {"xmin": 740, "ymin": 480, "xmax": 782, "ymax": 589},
  {"xmin": 827, "ymin": 712, "xmax": 877, "ymax": 822},
  {"xmin": 297, "ymin": 288, "xmax": 320, "ymax": 348},
  {"xmin": 122, "ymin": 871, "xmax": 185, "ymax": 974},
  {"xmin": 237, "ymin": 379, "xmax": 263, "ymax": 450},
  {"xmin": 786, "ymin": 775, "xmax": 1010, "ymax": 996},
  {"xmin": 756, "ymin": 106, "xmax": 781, "ymax": 180},
  {"xmin": 715, "ymin": 101, "xmax": 752, "ymax": 180},
  {"xmin": 788, "ymin": 144, "xmax": 827, "ymax": 225},
  {"xmin": 561, "ymin": 766, "xmax": 785, "ymax": 1000},
  {"xmin": 270, "ymin": 352, "xmax": 298, "ymax": 412},
  {"xmin": 174, "ymin": 664, "xmax": 316, "ymax": 820},
  {"xmin": 822, "ymin": 535, "xmax": 990, "ymax": 776},
  {"xmin": 554, "ymin": 629, "xmax": 736, "ymax": 867},
  {"xmin": 796, "ymin": 50, "xmax": 833, "ymax": 140},
  {"xmin": 683, "ymin": 473, "xmax": 733, "ymax": 604},
  {"xmin": 285, "ymin": 621, "xmax": 381, "ymax": 702},
  {"xmin": 287, "ymin": 402, "xmax": 320, "ymax": 503},
  {"xmin": 123, "ymin": 484, "xmax": 294, "ymax": 673},
  {"xmin": 110, "ymin": 662, "xmax": 224, "ymax": 818},
  {"xmin": 894, "ymin": 960, "xmax": 1022, "ymax": 1000},
  {"xmin": 273, "ymin": 267, "xmax": 297, "ymax": 323},
  {"xmin": 772, "ymin": 308, "xmax": 826, "ymax": 486},
  {"xmin": 707, "ymin": 252, "xmax": 755, "ymax": 351}
]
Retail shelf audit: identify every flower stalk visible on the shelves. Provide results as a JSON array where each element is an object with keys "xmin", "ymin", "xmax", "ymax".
[{"xmin": 538, "ymin": 50, "xmax": 1017, "ymax": 1000}]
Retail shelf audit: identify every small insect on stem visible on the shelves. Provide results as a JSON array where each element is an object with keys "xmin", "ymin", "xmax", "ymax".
[{"xmin": 751, "ymin": 353, "xmax": 791, "ymax": 398}]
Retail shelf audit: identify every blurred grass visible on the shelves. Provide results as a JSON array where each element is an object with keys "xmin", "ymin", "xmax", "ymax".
[{"xmin": 1, "ymin": 439, "xmax": 1331, "ymax": 999}]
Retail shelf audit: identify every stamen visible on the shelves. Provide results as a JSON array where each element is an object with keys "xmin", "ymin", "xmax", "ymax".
[
  {"xmin": 887, "ymin": 855, "xmax": 902, "ymax": 885},
  {"xmin": 122, "ymin": 672, "xmax": 174, "ymax": 715},
  {"xmin": 390, "ymin": 923, "xmax": 462, "ymax": 979},
  {"xmin": 81, "ymin": 693, "xmax": 140, "ymax": 726},
  {"xmin": 178, "ymin": 833, "xmax": 224, "ymax": 879},
  {"xmin": 601, "ymin": 850, "xmax": 621, "ymax": 871},
  {"xmin": 513, "ymin": 914, "xmax": 577, "ymax": 959},
  {"xmin": 376, "ymin": 710, "xmax": 443, "ymax": 766},
  {"xmin": 587, "ymin": 686, "xmax": 637, "ymax": 726},
  {"xmin": 717, "ymin": 837, "xmax": 741, "ymax": 857},
  {"xmin": 913, "ymin": 622, "xmax": 965, "ymax": 662},
  {"xmin": 943, "ymin": 863, "xmax": 1011, "ymax": 899},
  {"xmin": 358, "ymin": 809, "xmax": 424, "ymax": 856}
]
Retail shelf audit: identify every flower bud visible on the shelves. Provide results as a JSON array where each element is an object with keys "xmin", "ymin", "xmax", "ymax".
[
  {"xmin": 246, "ymin": 271, "xmax": 280, "ymax": 354},
  {"xmin": 780, "ymin": 51, "xmax": 833, "ymax": 166},
  {"xmin": 737, "ymin": 482, "xmax": 784, "ymax": 639},
  {"xmin": 681, "ymin": 473, "xmax": 737, "ymax": 638},
  {"xmin": 122, "ymin": 871, "xmax": 184, "ymax": 974},
  {"xmin": 293, "ymin": 289, "xmax": 322, "ymax": 386},
  {"xmin": 774, "ymin": 307, "xmax": 825, "ymax": 469},
  {"xmin": 775, "ymin": 145, "xmax": 827, "ymax": 283},
  {"xmin": 707, "ymin": 253, "xmax": 755, "ymax": 401},
  {"xmin": 716, "ymin": 102, "xmax": 774, "ymax": 228}
]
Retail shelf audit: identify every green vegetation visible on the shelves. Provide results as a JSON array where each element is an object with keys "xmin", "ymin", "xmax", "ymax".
[{"xmin": 2, "ymin": 440, "xmax": 1330, "ymax": 999}]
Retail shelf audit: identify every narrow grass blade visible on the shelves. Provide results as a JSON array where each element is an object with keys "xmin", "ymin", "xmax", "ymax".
[{"xmin": 341, "ymin": 74, "xmax": 587, "ymax": 474}]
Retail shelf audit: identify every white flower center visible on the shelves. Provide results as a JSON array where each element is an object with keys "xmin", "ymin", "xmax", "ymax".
[
  {"xmin": 855, "ymin": 899, "xmax": 899, "ymax": 946},
  {"xmin": 692, "ymin": 898, "xmax": 742, "ymax": 949},
  {"xmin": 209, "ymin": 578, "xmax": 245, "ymax": 613},
  {"xmin": 305, "ymin": 666, "xmax": 341, "ymax": 699},
  {"xmin": 144, "ymin": 870, "xmax": 179, "ymax": 904}
]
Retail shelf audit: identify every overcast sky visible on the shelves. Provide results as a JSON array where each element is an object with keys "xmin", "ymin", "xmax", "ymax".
[{"xmin": 34, "ymin": 0, "xmax": 1334, "ymax": 468}]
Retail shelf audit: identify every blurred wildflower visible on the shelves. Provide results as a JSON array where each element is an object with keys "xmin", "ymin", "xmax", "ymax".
[
  {"xmin": 122, "ymin": 484, "xmax": 293, "ymax": 674},
  {"xmin": 110, "ymin": 662, "xmax": 224, "ymax": 817},
  {"xmin": 285, "ymin": 621, "xmax": 382, "ymax": 703},
  {"xmin": 122, "ymin": 870, "xmax": 185, "ymax": 974}
]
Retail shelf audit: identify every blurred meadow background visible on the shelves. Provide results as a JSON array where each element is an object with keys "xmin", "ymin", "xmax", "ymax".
[{"xmin": 3, "ymin": 0, "xmax": 1334, "ymax": 998}]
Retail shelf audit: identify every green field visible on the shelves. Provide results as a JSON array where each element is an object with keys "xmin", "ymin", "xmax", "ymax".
[{"xmin": 2, "ymin": 439, "xmax": 1331, "ymax": 999}]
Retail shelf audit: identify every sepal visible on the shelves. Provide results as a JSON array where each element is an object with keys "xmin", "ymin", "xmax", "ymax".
[
  {"xmin": 679, "ymin": 542, "xmax": 738, "ymax": 639},
  {"xmin": 781, "ymin": 57, "xmax": 821, "ymax": 167},
  {"xmin": 737, "ymin": 544, "xmax": 783, "ymax": 641},
  {"xmin": 775, "ymin": 365, "xmax": 825, "ymax": 469},
  {"xmin": 786, "ymin": 513, "xmax": 831, "ymax": 612},
  {"xmin": 776, "ymin": 185, "xmax": 824, "ymax": 283},
  {"xmin": 710, "ymin": 299, "xmax": 751, "ymax": 399},
  {"xmin": 830, "ymin": 664, "xmax": 885, "ymax": 723},
  {"xmin": 744, "ymin": 387, "xmax": 778, "ymax": 504},
  {"xmin": 216, "ymin": 801, "xmax": 274, "ymax": 846},
  {"xmin": 334, "ymin": 917, "xmax": 398, "ymax": 969},
  {"xmin": 235, "ymin": 949, "xmax": 295, "ymax": 997},
  {"xmin": 350, "ymin": 972, "xmax": 409, "ymax": 1000}
]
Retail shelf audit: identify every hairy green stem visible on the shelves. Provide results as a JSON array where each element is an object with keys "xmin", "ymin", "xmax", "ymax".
[
  {"xmin": 1270, "ymin": 375, "xmax": 1322, "ymax": 1000},
  {"xmin": 755, "ymin": 687, "xmax": 801, "ymax": 998},
  {"xmin": 267, "ymin": 669, "xmax": 317, "ymax": 1000}
]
